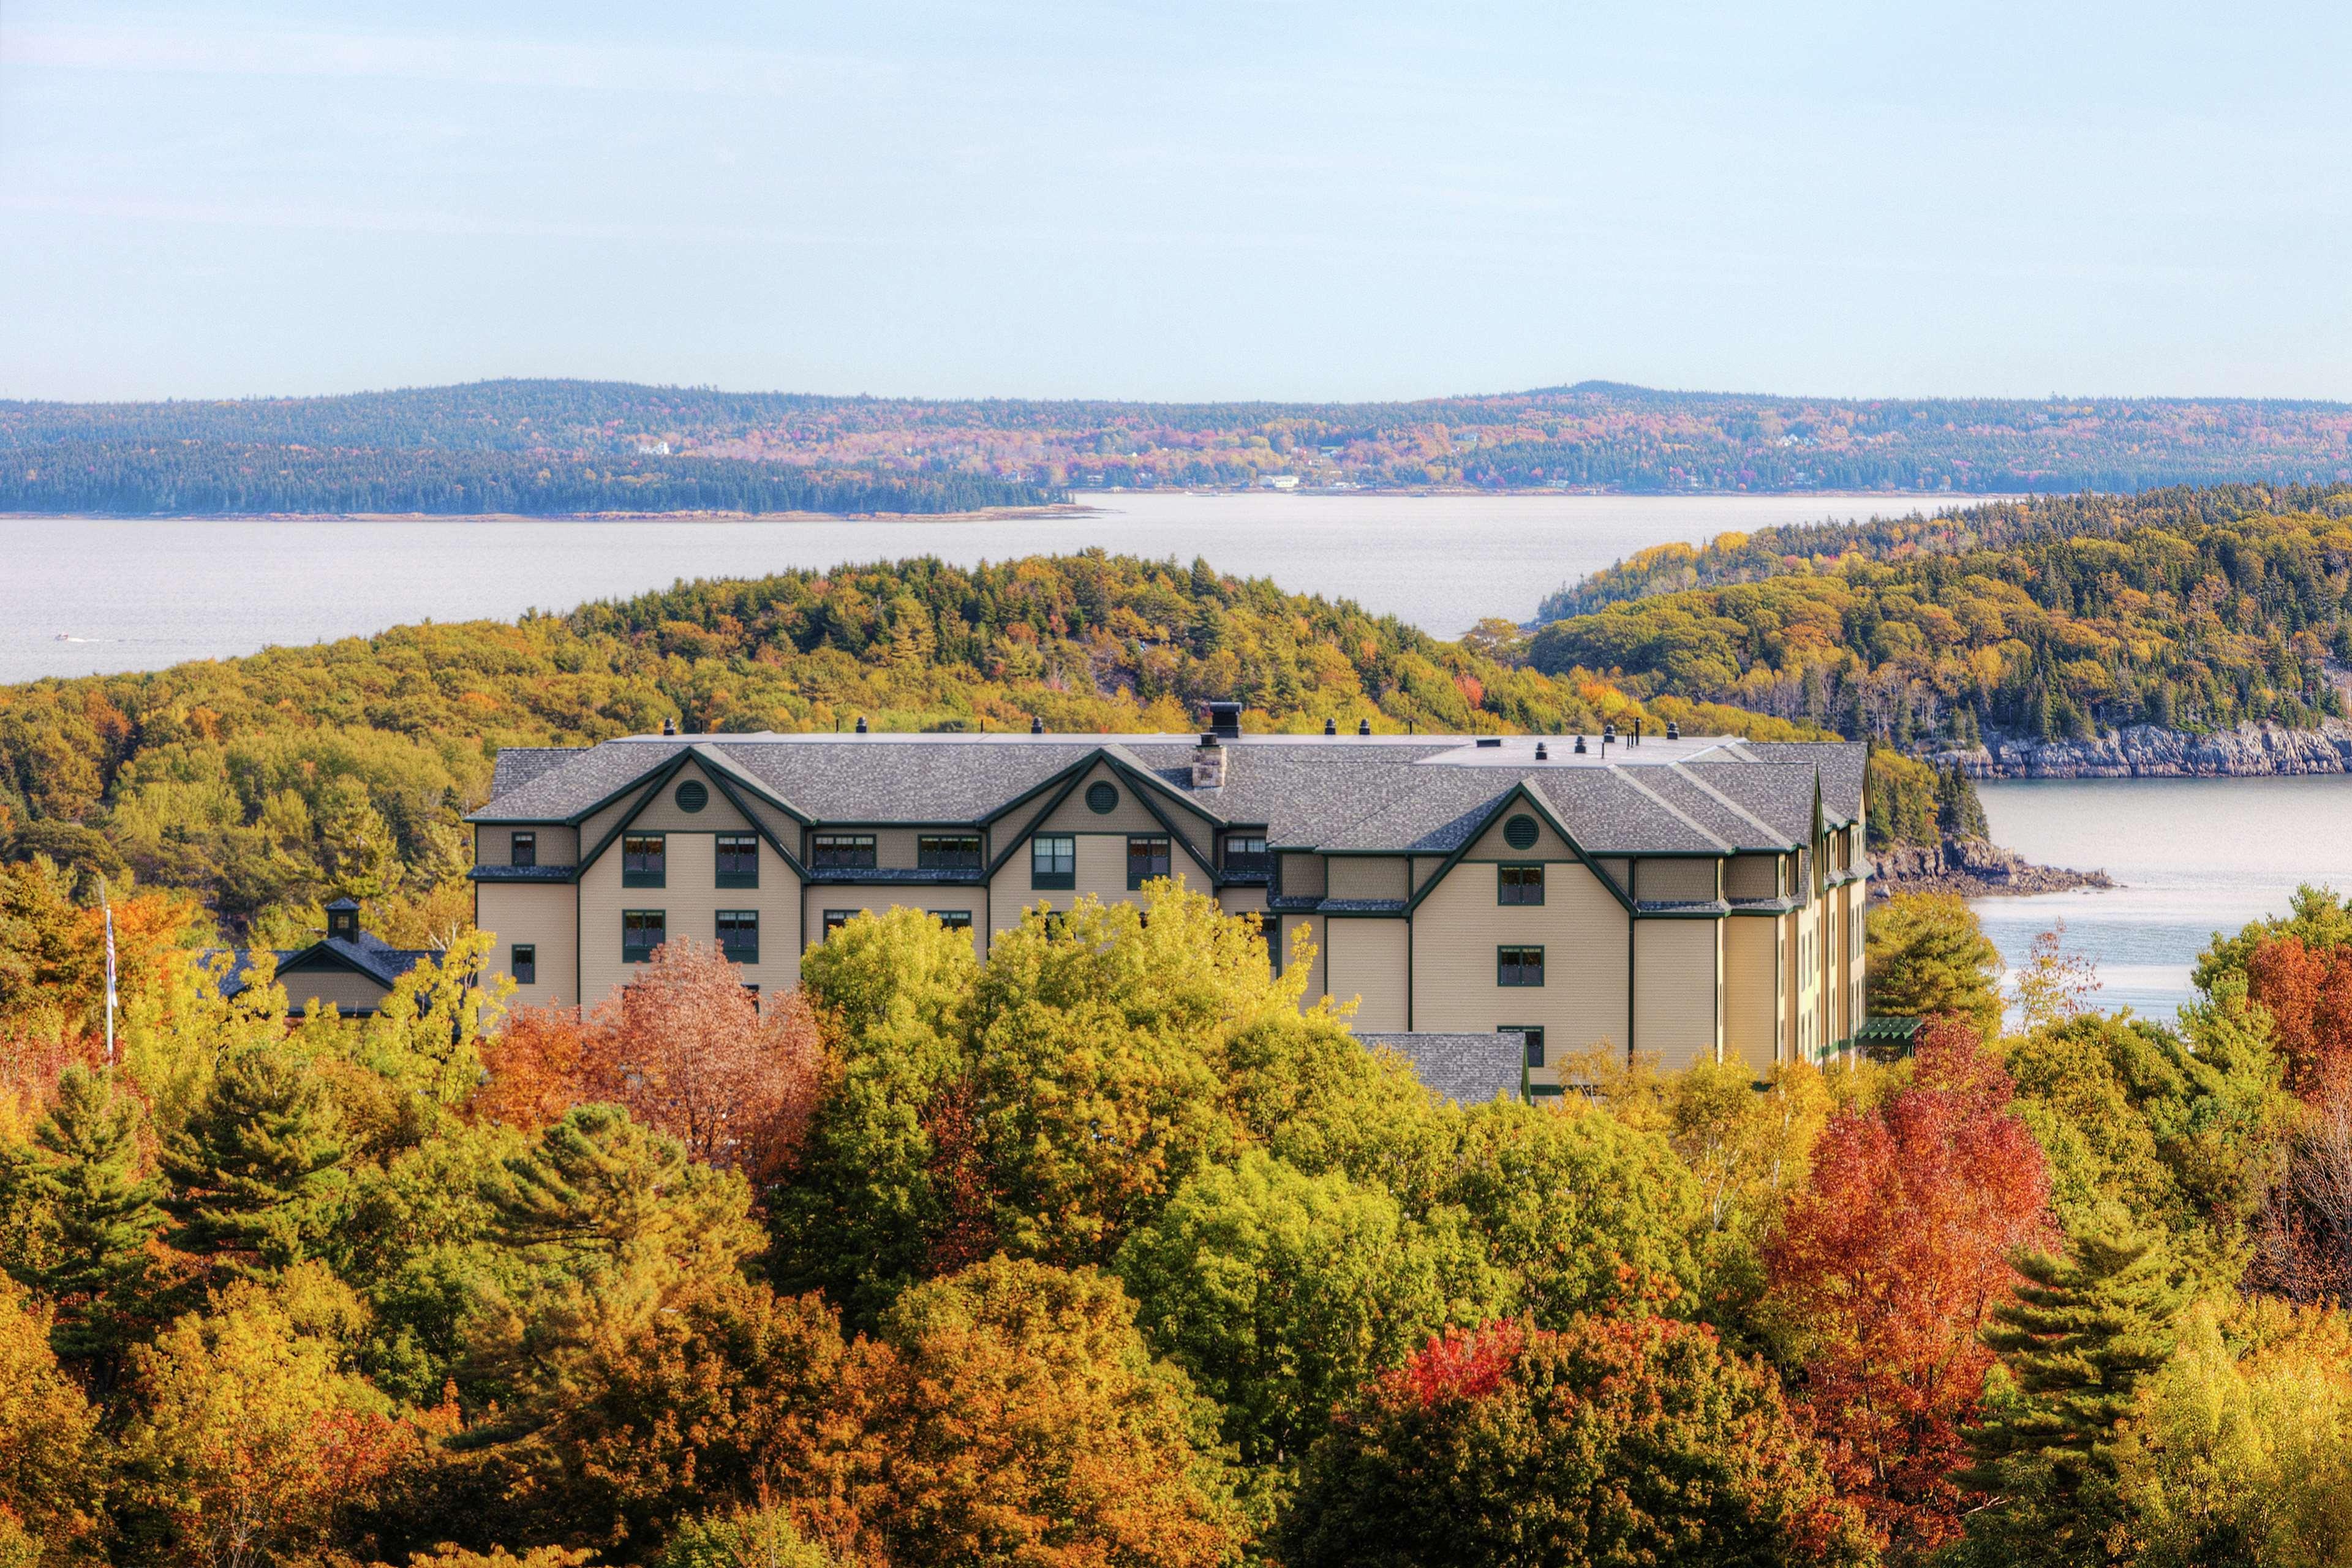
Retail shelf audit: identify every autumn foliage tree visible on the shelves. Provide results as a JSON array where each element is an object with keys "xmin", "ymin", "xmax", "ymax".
[
  {"xmin": 1278, "ymin": 1314, "xmax": 1875, "ymax": 1568},
  {"xmin": 1764, "ymin": 1016, "xmax": 2050, "ymax": 1560},
  {"xmin": 2240, "ymin": 933, "xmax": 2352, "ymax": 1096}
]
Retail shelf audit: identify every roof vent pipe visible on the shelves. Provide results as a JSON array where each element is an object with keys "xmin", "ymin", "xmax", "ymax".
[
  {"xmin": 1357, "ymin": 718, "xmax": 1371, "ymax": 736},
  {"xmin": 1574, "ymin": 734, "xmax": 1588, "ymax": 754},
  {"xmin": 855, "ymin": 715, "xmax": 869, "ymax": 734},
  {"xmin": 1205, "ymin": 700, "xmax": 1243, "ymax": 739},
  {"xmin": 1667, "ymin": 721, "xmax": 1681, "ymax": 741},
  {"xmin": 1031, "ymin": 715, "xmax": 1044, "ymax": 734},
  {"xmin": 662, "ymin": 716, "xmax": 677, "ymax": 736},
  {"xmin": 1535, "ymin": 742, "xmax": 1548, "ymax": 761},
  {"xmin": 1324, "ymin": 717, "xmax": 1336, "ymax": 736}
]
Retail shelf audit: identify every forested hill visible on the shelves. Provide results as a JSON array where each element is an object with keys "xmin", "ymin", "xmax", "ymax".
[
  {"xmin": 1528, "ymin": 483, "xmax": 2352, "ymax": 744},
  {"xmin": 7, "ymin": 378, "xmax": 2352, "ymax": 510},
  {"xmin": 0, "ymin": 552, "xmax": 1806, "ymax": 940}
]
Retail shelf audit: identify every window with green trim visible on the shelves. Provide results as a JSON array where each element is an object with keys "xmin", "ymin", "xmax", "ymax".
[
  {"xmin": 812, "ymin": 833, "xmax": 876, "ymax": 870},
  {"xmin": 1127, "ymin": 834, "xmax": 1171, "ymax": 889},
  {"xmin": 936, "ymin": 910, "xmax": 973, "ymax": 930},
  {"xmin": 511, "ymin": 944, "xmax": 536, "ymax": 985},
  {"xmin": 622, "ymin": 834, "xmax": 665, "ymax": 887},
  {"xmin": 1505, "ymin": 1024, "xmax": 1546, "ymax": 1068},
  {"xmin": 716, "ymin": 833, "xmax": 759, "ymax": 888},
  {"xmin": 1031, "ymin": 834, "xmax": 1076, "ymax": 889},
  {"xmin": 622, "ymin": 909, "xmax": 665, "ymax": 962},
  {"xmin": 822, "ymin": 909, "xmax": 857, "ymax": 937},
  {"xmin": 1498, "ymin": 945, "xmax": 1545, "ymax": 987},
  {"xmin": 1498, "ymin": 863, "xmax": 1545, "ymax": 905},
  {"xmin": 919, "ymin": 834, "xmax": 982, "ymax": 871},
  {"xmin": 716, "ymin": 910, "xmax": 759, "ymax": 964}
]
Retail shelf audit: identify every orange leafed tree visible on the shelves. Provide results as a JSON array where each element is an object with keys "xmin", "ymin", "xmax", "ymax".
[
  {"xmin": 2242, "ymin": 933, "xmax": 2352, "ymax": 1096},
  {"xmin": 473, "ymin": 941, "xmax": 824, "ymax": 1185},
  {"xmin": 1765, "ymin": 1015, "xmax": 2050, "ymax": 1561}
]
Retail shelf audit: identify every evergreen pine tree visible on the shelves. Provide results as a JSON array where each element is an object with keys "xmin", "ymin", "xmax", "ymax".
[
  {"xmin": 162, "ymin": 1046, "xmax": 347, "ymax": 1273},
  {"xmin": 1966, "ymin": 1224, "xmax": 2185, "ymax": 1490},
  {"xmin": 17, "ymin": 1066, "xmax": 165, "ymax": 1359}
]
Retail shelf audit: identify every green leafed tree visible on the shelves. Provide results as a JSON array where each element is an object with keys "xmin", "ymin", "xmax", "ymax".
[{"xmin": 1865, "ymin": 891, "xmax": 2003, "ymax": 1037}]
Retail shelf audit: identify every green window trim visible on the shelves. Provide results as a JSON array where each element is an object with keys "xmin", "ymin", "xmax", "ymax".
[
  {"xmin": 715, "ymin": 832, "xmax": 760, "ymax": 888},
  {"xmin": 622, "ymin": 833, "xmax": 666, "ymax": 888},
  {"xmin": 1498, "ymin": 862, "xmax": 1545, "ymax": 905},
  {"xmin": 511, "ymin": 943, "xmax": 536, "ymax": 985},
  {"xmin": 510, "ymin": 831, "xmax": 537, "ymax": 868},
  {"xmin": 1498, "ymin": 944, "xmax": 1545, "ymax": 987},
  {"xmin": 1127, "ymin": 834, "xmax": 1172, "ymax": 890},
  {"xmin": 812, "ymin": 833, "xmax": 877, "ymax": 870},
  {"xmin": 1504, "ymin": 1023, "xmax": 1546, "ymax": 1068},
  {"xmin": 918, "ymin": 833, "xmax": 983, "ymax": 871},
  {"xmin": 716, "ymin": 909, "xmax": 759, "ymax": 965},
  {"xmin": 1032, "ymin": 834, "xmax": 1076, "ymax": 890},
  {"xmin": 936, "ymin": 910, "xmax": 974, "ymax": 930},
  {"xmin": 821, "ymin": 908, "xmax": 858, "ymax": 937},
  {"xmin": 622, "ymin": 909, "xmax": 666, "ymax": 963}
]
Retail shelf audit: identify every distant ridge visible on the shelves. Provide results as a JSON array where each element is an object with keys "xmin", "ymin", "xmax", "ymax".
[{"xmin": 4, "ymin": 377, "xmax": 2350, "ymax": 511}]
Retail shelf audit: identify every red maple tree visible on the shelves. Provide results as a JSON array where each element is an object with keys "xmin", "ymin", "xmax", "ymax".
[
  {"xmin": 2242, "ymin": 934, "xmax": 2352, "ymax": 1096},
  {"xmin": 1765, "ymin": 1014, "xmax": 2051, "ymax": 1561}
]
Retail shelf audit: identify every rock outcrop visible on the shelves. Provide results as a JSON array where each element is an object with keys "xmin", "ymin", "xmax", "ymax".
[
  {"xmin": 1871, "ymin": 837, "xmax": 2113, "ymax": 900},
  {"xmin": 1931, "ymin": 720, "xmax": 2352, "ymax": 779}
]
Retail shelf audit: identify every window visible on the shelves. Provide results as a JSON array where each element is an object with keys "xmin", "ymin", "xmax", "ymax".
[
  {"xmin": 1127, "ymin": 834, "xmax": 1171, "ymax": 889},
  {"xmin": 1498, "ymin": 863, "xmax": 1545, "ymax": 905},
  {"xmin": 1031, "ymin": 834, "xmax": 1076, "ymax": 889},
  {"xmin": 1506, "ymin": 1024, "xmax": 1546, "ymax": 1069},
  {"xmin": 717, "ymin": 910, "xmax": 759, "ymax": 964},
  {"xmin": 1498, "ymin": 945, "xmax": 1545, "ymax": 987},
  {"xmin": 510, "ymin": 831, "xmax": 537, "ymax": 868},
  {"xmin": 812, "ymin": 833, "xmax": 876, "ymax": 870},
  {"xmin": 716, "ymin": 833, "xmax": 760, "ymax": 888},
  {"xmin": 1224, "ymin": 834, "xmax": 1271, "ymax": 876},
  {"xmin": 743, "ymin": 983, "xmax": 760, "ymax": 1012},
  {"xmin": 622, "ymin": 909, "xmax": 665, "ymax": 962},
  {"xmin": 511, "ymin": 943, "xmax": 536, "ymax": 985},
  {"xmin": 1085, "ymin": 780, "xmax": 1120, "ymax": 814},
  {"xmin": 675, "ymin": 779, "xmax": 708, "ymax": 813},
  {"xmin": 622, "ymin": 833, "xmax": 666, "ymax": 888},
  {"xmin": 823, "ymin": 909, "xmax": 856, "ymax": 936},
  {"xmin": 1502, "ymin": 813, "xmax": 1540, "ymax": 851},
  {"xmin": 919, "ymin": 834, "xmax": 982, "ymax": 871},
  {"xmin": 935, "ymin": 910, "xmax": 973, "ymax": 931}
]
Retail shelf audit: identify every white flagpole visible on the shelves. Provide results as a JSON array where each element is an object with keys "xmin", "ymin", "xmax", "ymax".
[{"xmin": 100, "ymin": 876, "xmax": 118, "ymax": 1066}]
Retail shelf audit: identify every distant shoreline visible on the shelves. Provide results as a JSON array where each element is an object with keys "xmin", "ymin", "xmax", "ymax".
[{"xmin": 0, "ymin": 488, "xmax": 1996, "ymax": 524}]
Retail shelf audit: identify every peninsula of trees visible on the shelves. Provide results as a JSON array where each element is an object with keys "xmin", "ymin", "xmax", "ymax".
[
  {"xmin": 8, "ymin": 380, "xmax": 2352, "ymax": 513},
  {"xmin": 1531, "ymin": 483, "xmax": 2352, "ymax": 747}
]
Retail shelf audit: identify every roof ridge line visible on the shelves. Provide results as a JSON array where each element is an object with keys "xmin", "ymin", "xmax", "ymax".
[
  {"xmin": 1664, "ymin": 763, "xmax": 1790, "ymax": 848},
  {"xmin": 1605, "ymin": 766, "xmax": 1732, "ymax": 852}
]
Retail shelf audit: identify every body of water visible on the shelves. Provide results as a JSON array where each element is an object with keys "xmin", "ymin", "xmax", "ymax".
[
  {"xmin": 1973, "ymin": 776, "xmax": 2352, "ymax": 1023},
  {"xmin": 0, "ymin": 492, "xmax": 1939, "ymax": 683}
]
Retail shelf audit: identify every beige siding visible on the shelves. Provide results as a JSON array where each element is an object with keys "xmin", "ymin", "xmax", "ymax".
[
  {"xmin": 476, "ymin": 823, "xmax": 580, "ymax": 867},
  {"xmin": 477, "ymin": 881, "xmax": 579, "ymax": 1008},
  {"xmin": 1464, "ymin": 806, "xmax": 1573, "ymax": 862},
  {"xmin": 629, "ymin": 761, "xmax": 757, "ymax": 834},
  {"xmin": 1031, "ymin": 764, "xmax": 1184, "ymax": 838},
  {"xmin": 1328, "ymin": 856, "xmax": 1408, "ymax": 901},
  {"xmin": 1278, "ymin": 853, "xmax": 1326, "ymax": 899},
  {"xmin": 1725, "ymin": 854, "xmax": 1779, "ymax": 900},
  {"xmin": 1635, "ymin": 919, "xmax": 1721, "ymax": 1069},
  {"xmin": 1721, "ymin": 916, "xmax": 1778, "ymax": 1068},
  {"xmin": 1278, "ymin": 914, "xmax": 1328, "ymax": 1002},
  {"xmin": 1635, "ymin": 858, "xmax": 1719, "ymax": 902},
  {"xmin": 1409, "ymin": 856, "xmax": 1629, "ymax": 1057},
  {"xmin": 279, "ymin": 962, "xmax": 394, "ymax": 1016},
  {"xmin": 806, "ymin": 883, "xmax": 986, "ymax": 959},
  {"xmin": 1215, "ymin": 885, "xmax": 1268, "ymax": 918},
  {"xmin": 1596, "ymin": 858, "xmax": 1632, "ymax": 895},
  {"xmin": 1411, "ymin": 857, "xmax": 1441, "ymax": 893},
  {"xmin": 1327, "ymin": 918, "xmax": 1409, "ymax": 1030},
  {"xmin": 578, "ymin": 829, "xmax": 806, "ymax": 1006}
]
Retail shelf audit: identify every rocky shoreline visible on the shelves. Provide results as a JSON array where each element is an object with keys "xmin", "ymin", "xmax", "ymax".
[
  {"xmin": 1871, "ymin": 837, "xmax": 2114, "ymax": 900},
  {"xmin": 1931, "ymin": 719, "xmax": 2352, "ymax": 778}
]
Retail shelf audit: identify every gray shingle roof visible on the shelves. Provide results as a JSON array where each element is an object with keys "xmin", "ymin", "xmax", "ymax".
[
  {"xmin": 466, "ymin": 731, "xmax": 1864, "ymax": 862},
  {"xmin": 218, "ymin": 932, "xmax": 444, "ymax": 1000},
  {"xmin": 1360, "ymin": 1031, "xmax": 1525, "ymax": 1105}
]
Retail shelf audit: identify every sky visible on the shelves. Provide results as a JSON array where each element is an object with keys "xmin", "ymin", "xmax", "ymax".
[{"xmin": 4, "ymin": 1, "xmax": 2350, "ymax": 404}]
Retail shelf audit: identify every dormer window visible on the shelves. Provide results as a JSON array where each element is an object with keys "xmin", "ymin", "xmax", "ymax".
[{"xmin": 511, "ymin": 831, "xmax": 536, "ymax": 868}]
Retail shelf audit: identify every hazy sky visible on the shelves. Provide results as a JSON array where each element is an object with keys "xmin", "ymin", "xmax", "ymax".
[{"xmin": 4, "ymin": 1, "xmax": 2349, "ymax": 403}]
